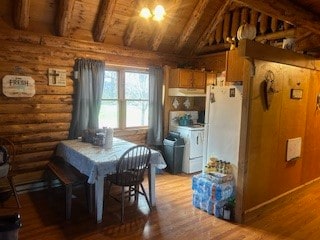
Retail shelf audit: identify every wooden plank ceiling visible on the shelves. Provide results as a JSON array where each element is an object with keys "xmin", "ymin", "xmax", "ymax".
[{"xmin": 2, "ymin": 0, "xmax": 320, "ymax": 57}]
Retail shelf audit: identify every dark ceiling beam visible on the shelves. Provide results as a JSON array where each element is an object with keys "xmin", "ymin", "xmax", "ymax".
[
  {"xmin": 194, "ymin": 0, "xmax": 232, "ymax": 53},
  {"xmin": 93, "ymin": 0, "xmax": 117, "ymax": 42},
  {"xmin": 174, "ymin": 0, "xmax": 210, "ymax": 53},
  {"xmin": 56, "ymin": 0, "xmax": 76, "ymax": 37},
  {"xmin": 233, "ymin": 0, "xmax": 320, "ymax": 35},
  {"xmin": 150, "ymin": 0, "xmax": 182, "ymax": 51},
  {"xmin": 13, "ymin": 0, "xmax": 30, "ymax": 30}
]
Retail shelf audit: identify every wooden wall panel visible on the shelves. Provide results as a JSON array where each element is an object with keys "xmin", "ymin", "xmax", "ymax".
[
  {"xmin": 271, "ymin": 66, "xmax": 309, "ymax": 196},
  {"xmin": 244, "ymin": 60, "xmax": 311, "ymax": 210},
  {"xmin": 0, "ymin": 28, "xmax": 181, "ymax": 185},
  {"xmin": 244, "ymin": 61, "xmax": 284, "ymax": 209},
  {"xmin": 301, "ymin": 71, "xmax": 320, "ymax": 182}
]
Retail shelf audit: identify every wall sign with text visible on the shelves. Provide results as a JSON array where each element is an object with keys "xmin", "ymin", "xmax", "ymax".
[{"xmin": 2, "ymin": 75, "xmax": 35, "ymax": 97}]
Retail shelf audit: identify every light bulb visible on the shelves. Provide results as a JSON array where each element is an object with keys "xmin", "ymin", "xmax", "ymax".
[
  {"xmin": 153, "ymin": 5, "xmax": 165, "ymax": 22},
  {"xmin": 139, "ymin": 7, "xmax": 152, "ymax": 19}
]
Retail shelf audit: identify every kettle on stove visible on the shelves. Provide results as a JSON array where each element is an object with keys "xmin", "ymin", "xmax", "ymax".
[{"xmin": 178, "ymin": 114, "xmax": 192, "ymax": 126}]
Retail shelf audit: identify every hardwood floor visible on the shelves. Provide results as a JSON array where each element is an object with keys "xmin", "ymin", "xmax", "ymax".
[{"xmin": 1, "ymin": 172, "xmax": 320, "ymax": 240}]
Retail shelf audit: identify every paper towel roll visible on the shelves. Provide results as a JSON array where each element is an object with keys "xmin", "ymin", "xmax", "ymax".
[{"xmin": 104, "ymin": 127, "xmax": 114, "ymax": 149}]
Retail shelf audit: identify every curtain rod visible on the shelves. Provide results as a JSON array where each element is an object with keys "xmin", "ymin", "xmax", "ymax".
[{"xmin": 105, "ymin": 63, "xmax": 149, "ymax": 70}]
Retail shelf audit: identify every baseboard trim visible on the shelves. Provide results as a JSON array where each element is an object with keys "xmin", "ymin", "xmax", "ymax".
[{"xmin": 243, "ymin": 177, "xmax": 320, "ymax": 223}]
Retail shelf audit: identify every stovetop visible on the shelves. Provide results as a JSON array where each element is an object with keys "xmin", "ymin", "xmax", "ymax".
[{"xmin": 170, "ymin": 124, "xmax": 205, "ymax": 131}]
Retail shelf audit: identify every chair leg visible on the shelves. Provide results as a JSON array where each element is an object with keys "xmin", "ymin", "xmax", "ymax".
[
  {"xmin": 8, "ymin": 176, "xmax": 21, "ymax": 208},
  {"xmin": 128, "ymin": 186, "xmax": 134, "ymax": 201},
  {"xmin": 140, "ymin": 183, "xmax": 151, "ymax": 210},
  {"xmin": 106, "ymin": 181, "xmax": 112, "ymax": 201},
  {"xmin": 121, "ymin": 186, "xmax": 125, "ymax": 223},
  {"xmin": 65, "ymin": 184, "xmax": 72, "ymax": 220},
  {"xmin": 134, "ymin": 184, "xmax": 139, "ymax": 203}
]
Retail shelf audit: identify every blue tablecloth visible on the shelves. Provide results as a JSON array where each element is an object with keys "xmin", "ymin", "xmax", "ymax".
[{"xmin": 56, "ymin": 138, "xmax": 167, "ymax": 184}]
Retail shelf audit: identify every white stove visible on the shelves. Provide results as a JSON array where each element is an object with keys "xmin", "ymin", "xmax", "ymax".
[{"xmin": 169, "ymin": 111, "xmax": 204, "ymax": 174}]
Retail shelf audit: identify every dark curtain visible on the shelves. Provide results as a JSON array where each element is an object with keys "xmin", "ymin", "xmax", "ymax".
[
  {"xmin": 68, "ymin": 59, "xmax": 105, "ymax": 139},
  {"xmin": 147, "ymin": 66, "xmax": 164, "ymax": 146}
]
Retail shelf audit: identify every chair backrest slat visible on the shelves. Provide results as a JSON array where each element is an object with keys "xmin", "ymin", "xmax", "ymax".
[{"xmin": 115, "ymin": 145, "xmax": 151, "ymax": 186}]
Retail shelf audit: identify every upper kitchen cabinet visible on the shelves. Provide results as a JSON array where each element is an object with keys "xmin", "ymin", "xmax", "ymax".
[
  {"xmin": 226, "ymin": 49, "xmax": 245, "ymax": 82},
  {"xmin": 169, "ymin": 68, "xmax": 206, "ymax": 89}
]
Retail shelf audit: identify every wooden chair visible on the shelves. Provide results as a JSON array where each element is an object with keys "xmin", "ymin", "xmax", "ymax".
[
  {"xmin": 46, "ymin": 156, "xmax": 94, "ymax": 220},
  {"xmin": 105, "ymin": 145, "xmax": 152, "ymax": 223},
  {"xmin": 0, "ymin": 137, "xmax": 21, "ymax": 208}
]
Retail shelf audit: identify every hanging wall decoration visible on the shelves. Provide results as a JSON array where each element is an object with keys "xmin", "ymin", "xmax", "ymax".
[
  {"xmin": 2, "ymin": 75, "xmax": 35, "ymax": 97},
  {"xmin": 261, "ymin": 70, "xmax": 278, "ymax": 110},
  {"xmin": 48, "ymin": 68, "xmax": 66, "ymax": 86}
]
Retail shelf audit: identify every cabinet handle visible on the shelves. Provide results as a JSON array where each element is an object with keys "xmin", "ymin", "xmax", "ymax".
[{"xmin": 197, "ymin": 136, "xmax": 199, "ymax": 144}]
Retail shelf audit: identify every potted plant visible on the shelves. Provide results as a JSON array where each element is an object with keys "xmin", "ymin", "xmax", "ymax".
[{"xmin": 223, "ymin": 197, "xmax": 236, "ymax": 221}]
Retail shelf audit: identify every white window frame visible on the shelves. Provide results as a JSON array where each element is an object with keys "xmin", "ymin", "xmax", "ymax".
[{"xmin": 100, "ymin": 67, "xmax": 149, "ymax": 130}]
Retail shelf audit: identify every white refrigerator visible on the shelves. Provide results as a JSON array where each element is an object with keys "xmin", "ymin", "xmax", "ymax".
[{"xmin": 203, "ymin": 85, "xmax": 243, "ymax": 178}]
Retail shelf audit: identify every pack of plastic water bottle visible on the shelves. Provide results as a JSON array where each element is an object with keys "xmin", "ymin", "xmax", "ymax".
[
  {"xmin": 192, "ymin": 173, "xmax": 234, "ymax": 216},
  {"xmin": 192, "ymin": 173, "xmax": 234, "ymax": 201}
]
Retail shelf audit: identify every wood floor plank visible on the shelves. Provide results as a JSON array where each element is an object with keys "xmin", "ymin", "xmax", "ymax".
[{"xmin": 1, "ymin": 172, "xmax": 320, "ymax": 239}]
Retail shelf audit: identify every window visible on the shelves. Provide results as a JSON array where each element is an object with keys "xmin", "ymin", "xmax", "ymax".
[{"xmin": 99, "ymin": 68, "xmax": 149, "ymax": 129}]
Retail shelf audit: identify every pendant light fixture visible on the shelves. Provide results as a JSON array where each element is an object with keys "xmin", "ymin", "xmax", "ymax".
[{"xmin": 139, "ymin": 4, "xmax": 166, "ymax": 22}]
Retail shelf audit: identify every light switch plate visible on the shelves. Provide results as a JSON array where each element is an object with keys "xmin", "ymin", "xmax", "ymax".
[
  {"xmin": 48, "ymin": 68, "xmax": 66, "ymax": 86},
  {"xmin": 291, "ymin": 89, "xmax": 303, "ymax": 99}
]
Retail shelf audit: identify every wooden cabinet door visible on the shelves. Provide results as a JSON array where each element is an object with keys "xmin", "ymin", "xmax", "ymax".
[
  {"xmin": 206, "ymin": 72, "xmax": 216, "ymax": 86},
  {"xmin": 169, "ymin": 68, "xmax": 206, "ymax": 89},
  {"xmin": 178, "ymin": 69, "xmax": 193, "ymax": 88},
  {"xmin": 192, "ymin": 71, "xmax": 206, "ymax": 88},
  {"xmin": 226, "ymin": 49, "xmax": 244, "ymax": 82}
]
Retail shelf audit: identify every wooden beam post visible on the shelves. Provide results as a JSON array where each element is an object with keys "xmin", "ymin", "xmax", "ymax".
[
  {"xmin": 174, "ymin": 0, "xmax": 209, "ymax": 53},
  {"xmin": 234, "ymin": 0, "xmax": 320, "ymax": 35},
  {"xmin": 13, "ymin": 0, "xmax": 30, "ymax": 30},
  {"xmin": 93, "ymin": 0, "xmax": 117, "ymax": 42},
  {"xmin": 255, "ymin": 29, "xmax": 296, "ymax": 42},
  {"xmin": 238, "ymin": 39, "xmax": 318, "ymax": 70},
  {"xmin": 56, "ymin": 0, "xmax": 76, "ymax": 37}
]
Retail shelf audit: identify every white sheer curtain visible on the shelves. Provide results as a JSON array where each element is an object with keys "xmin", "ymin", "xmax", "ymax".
[
  {"xmin": 68, "ymin": 59, "xmax": 105, "ymax": 139},
  {"xmin": 147, "ymin": 66, "xmax": 164, "ymax": 146}
]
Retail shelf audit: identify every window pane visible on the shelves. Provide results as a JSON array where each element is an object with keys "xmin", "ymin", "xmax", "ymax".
[
  {"xmin": 102, "ymin": 71, "xmax": 118, "ymax": 99},
  {"xmin": 126, "ymin": 100, "xmax": 149, "ymax": 127},
  {"xmin": 125, "ymin": 72, "xmax": 149, "ymax": 100},
  {"xmin": 99, "ymin": 100, "xmax": 119, "ymax": 128}
]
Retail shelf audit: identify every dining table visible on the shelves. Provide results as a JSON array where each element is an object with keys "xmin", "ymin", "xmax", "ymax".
[{"xmin": 55, "ymin": 137, "xmax": 167, "ymax": 223}]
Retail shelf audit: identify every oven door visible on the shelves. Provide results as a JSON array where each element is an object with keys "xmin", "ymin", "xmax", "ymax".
[{"xmin": 189, "ymin": 130, "xmax": 204, "ymax": 159}]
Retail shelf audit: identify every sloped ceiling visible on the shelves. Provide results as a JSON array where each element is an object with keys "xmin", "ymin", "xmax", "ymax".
[{"xmin": 1, "ymin": 0, "xmax": 320, "ymax": 57}]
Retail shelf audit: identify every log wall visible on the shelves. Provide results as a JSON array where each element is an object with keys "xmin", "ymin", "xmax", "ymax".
[{"xmin": 0, "ymin": 28, "xmax": 183, "ymax": 185}]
